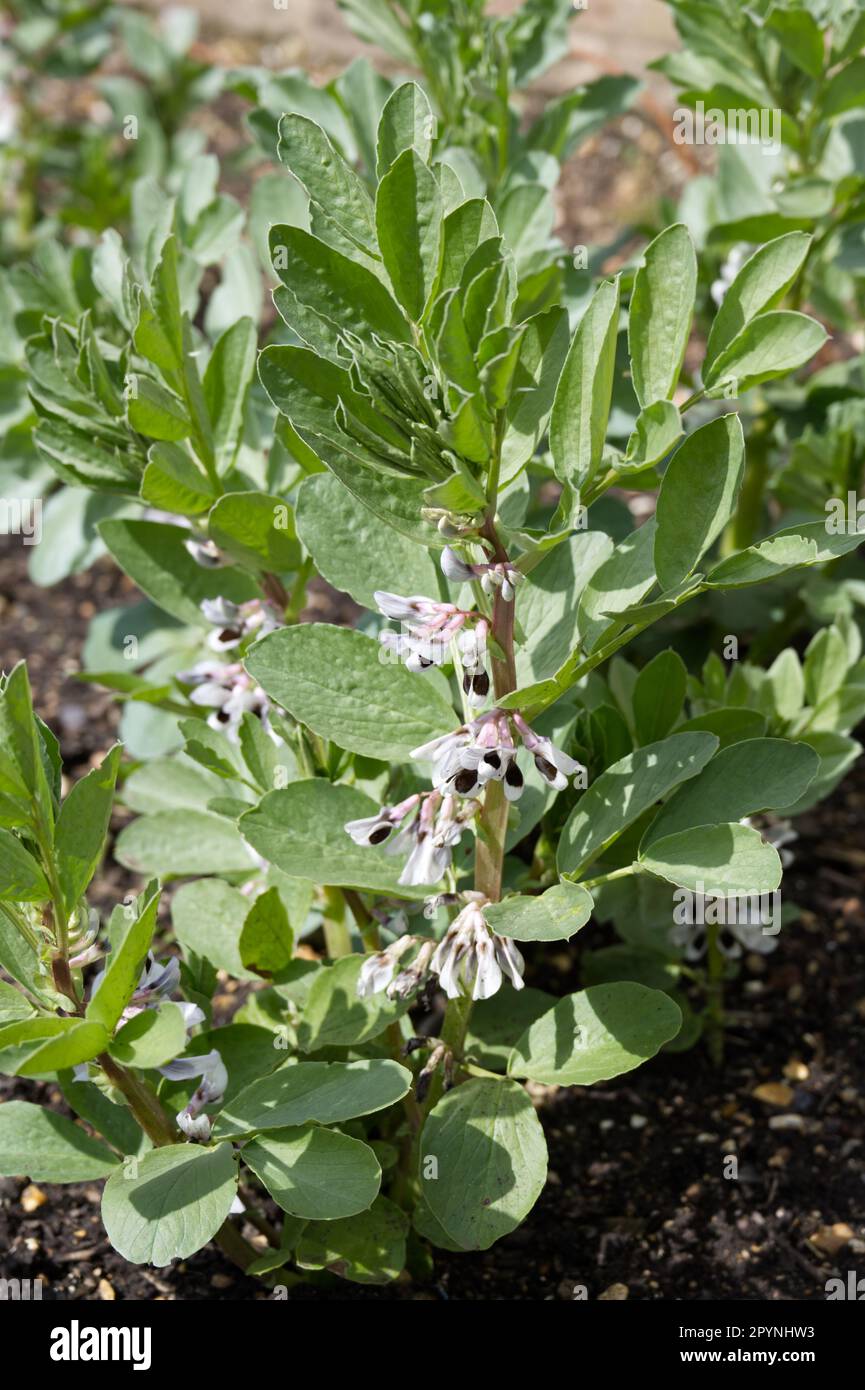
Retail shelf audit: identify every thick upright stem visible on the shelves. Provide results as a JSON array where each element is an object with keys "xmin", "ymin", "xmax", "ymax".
[
  {"xmin": 98, "ymin": 1054, "xmax": 177, "ymax": 1148},
  {"xmin": 321, "ymin": 886, "xmax": 353, "ymax": 957}
]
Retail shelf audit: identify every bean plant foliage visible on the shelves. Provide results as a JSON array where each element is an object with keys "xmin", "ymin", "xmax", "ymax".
[{"xmin": 0, "ymin": 0, "xmax": 864, "ymax": 1287}]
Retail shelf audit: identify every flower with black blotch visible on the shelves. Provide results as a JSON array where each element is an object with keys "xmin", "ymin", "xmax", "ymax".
[{"xmin": 513, "ymin": 712, "xmax": 584, "ymax": 790}]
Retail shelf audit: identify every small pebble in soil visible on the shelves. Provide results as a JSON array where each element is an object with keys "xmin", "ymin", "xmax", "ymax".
[{"xmin": 753, "ymin": 1082, "xmax": 794, "ymax": 1107}]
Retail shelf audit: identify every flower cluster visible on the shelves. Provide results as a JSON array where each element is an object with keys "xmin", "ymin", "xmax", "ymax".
[
  {"xmin": 441, "ymin": 546, "xmax": 524, "ymax": 602},
  {"xmin": 357, "ymin": 895, "xmax": 524, "ymax": 1003},
  {"xmin": 413, "ymin": 709, "xmax": 583, "ymax": 800},
  {"xmin": 177, "ymin": 659, "xmax": 274, "ymax": 742},
  {"xmin": 375, "ymin": 590, "xmax": 491, "ymax": 704},
  {"xmin": 200, "ymin": 596, "xmax": 282, "ymax": 654},
  {"xmin": 344, "ymin": 710, "xmax": 582, "ymax": 883},
  {"xmin": 345, "ymin": 790, "xmax": 477, "ymax": 887}
]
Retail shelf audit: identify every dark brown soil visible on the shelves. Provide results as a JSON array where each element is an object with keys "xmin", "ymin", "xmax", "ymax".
[{"xmin": 2, "ymin": 539, "xmax": 864, "ymax": 1301}]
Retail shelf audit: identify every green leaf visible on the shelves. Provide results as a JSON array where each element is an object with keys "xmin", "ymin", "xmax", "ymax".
[
  {"xmin": 463, "ymin": 987, "xmax": 555, "ymax": 1071},
  {"xmin": 303, "ymin": 431, "xmax": 442, "ymax": 548},
  {"xmin": 550, "ymin": 277, "xmax": 620, "ymax": 486},
  {"xmin": 141, "ymin": 443, "xmax": 214, "ymax": 516},
  {"xmin": 654, "ymin": 413, "xmax": 744, "ymax": 591},
  {"xmin": 628, "ymin": 224, "xmax": 696, "ymax": 406},
  {"xmin": 87, "ymin": 883, "xmax": 159, "ymax": 1031},
  {"xmin": 804, "ymin": 626, "xmax": 850, "ymax": 706},
  {"xmin": 277, "ymin": 113, "xmax": 377, "ymax": 254},
  {"xmin": 638, "ymin": 822, "xmax": 783, "ymax": 895},
  {"xmin": 0, "ymin": 662, "xmax": 49, "ymax": 814},
  {"xmin": 0, "ymin": 829, "xmax": 50, "ymax": 902},
  {"xmin": 54, "ymin": 744, "xmax": 121, "ymax": 914},
  {"xmin": 101, "ymin": 1142, "xmax": 238, "ymax": 1265},
  {"xmin": 295, "ymin": 1195, "xmax": 408, "ymax": 1284},
  {"xmin": 440, "ymin": 198, "xmax": 499, "ymax": 291},
  {"xmin": 214, "ymin": 1058, "xmax": 412, "ymax": 1139},
  {"xmin": 705, "ymin": 232, "xmax": 811, "ymax": 371},
  {"xmin": 171, "ymin": 878, "xmax": 260, "ymax": 981},
  {"xmin": 245, "ymin": 624, "xmax": 456, "ymax": 761},
  {"xmin": 243, "ymin": 1126, "xmax": 381, "ymax": 1219},
  {"xmin": 295, "ymin": 473, "xmax": 437, "ymax": 610},
  {"xmin": 376, "ymin": 82, "xmax": 433, "ymax": 176},
  {"xmin": 239, "ymin": 886, "xmax": 294, "ymax": 978},
  {"xmin": 127, "ymin": 374, "xmax": 190, "ymax": 442},
  {"xmin": 644, "ymin": 738, "xmax": 817, "ymax": 848},
  {"xmin": 375, "ymin": 148, "xmax": 442, "ymax": 321},
  {"xmin": 501, "ymin": 306, "xmax": 570, "ymax": 477},
  {"xmin": 623, "ymin": 399, "xmax": 683, "ymax": 470},
  {"xmin": 0, "ymin": 1017, "xmax": 109, "ymax": 1078},
  {"xmin": 298, "ymin": 954, "xmax": 408, "ymax": 1051},
  {"xmin": 705, "ymin": 523, "xmax": 863, "ymax": 588},
  {"xmin": 558, "ymin": 731, "xmax": 719, "ymax": 877},
  {"xmin": 0, "ymin": 1100, "xmax": 119, "ymax": 1181},
  {"xmin": 484, "ymin": 882, "xmax": 594, "ymax": 942},
  {"xmin": 59, "ymin": 1071, "xmax": 151, "ymax": 1159},
  {"xmin": 823, "ymin": 57, "xmax": 865, "ymax": 118},
  {"xmin": 203, "ymin": 318, "xmax": 258, "ymax": 473},
  {"xmin": 633, "ymin": 650, "xmax": 687, "ymax": 744},
  {"xmin": 703, "ymin": 311, "xmax": 827, "ymax": 395},
  {"xmin": 0, "ymin": 980, "xmax": 35, "ymax": 1025},
  {"xmin": 515, "ymin": 532, "xmax": 612, "ymax": 686},
  {"xmin": 207, "ymin": 492, "xmax": 301, "ymax": 572},
  {"xmin": 269, "ymin": 225, "xmax": 409, "ymax": 350},
  {"xmin": 508, "ymin": 982, "xmax": 682, "ymax": 1084},
  {"xmin": 767, "ymin": 7, "xmax": 824, "ymax": 77},
  {"xmin": 115, "ymin": 810, "xmax": 258, "ymax": 878},
  {"xmin": 577, "ymin": 518, "xmax": 657, "ymax": 653},
  {"xmin": 99, "ymin": 519, "xmax": 257, "ymax": 626},
  {"xmin": 109, "ymin": 1001, "xmax": 189, "ymax": 1069},
  {"xmin": 419, "ymin": 1078, "xmax": 547, "ymax": 1250},
  {"xmin": 240, "ymin": 781, "xmax": 434, "ymax": 896}
]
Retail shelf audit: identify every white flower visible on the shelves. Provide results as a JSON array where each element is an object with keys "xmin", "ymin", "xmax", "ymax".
[
  {"xmin": 345, "ymin": 812, "xmax": 397, "ymax": 846},
  {"xmin": 160, "ymin": 1050, "xmax": 227, "ymax": 1091},
  {"xmin": 514, "ymin": 713, "xmax": 583, "ymax": 790},
  {"xmin": 429, "ymin": 898, "xmax": 525, "ymax": 1001},
  {"xmin": 183, "ymin": 537, "xmax": 227, "ymax": 568},
  {"xmin": 357, "ymin": 935, "xmax": 414, "ymax": 996},
  {"xmin": 441, "ymin": 546, "xmax": 477, "ymax": 583},
  {"xmin": 177, "ymin": 1110, "xmax": 213, "ymax": 1141},
  {"xmin": 374, "ymin": 591, "xmax": 439, "ymax": 621}
]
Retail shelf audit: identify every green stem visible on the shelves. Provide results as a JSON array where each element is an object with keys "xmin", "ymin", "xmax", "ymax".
[
  {"xmin": 98, "ymin": 1054, "xmax": 177, "ymax": 1148},
  {"xmin": 284, "ymin": 556, "xmax": 314, "ymax": 624},
  {"xmin": 321, "ymin": 886, "xmax": 353, "ymax": 958},
  {"xmin": 343, "ymin": 888, "xmax": 381, "ymax": 954},
  {"xmin": 581, "ymin": 865, "xmax": 637, "ymax": 891}
]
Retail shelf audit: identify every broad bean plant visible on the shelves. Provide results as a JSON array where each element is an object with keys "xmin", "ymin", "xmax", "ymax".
[{"xmin": 0, "ymin": 1, "xmax": 863, "ymax": 1286}]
